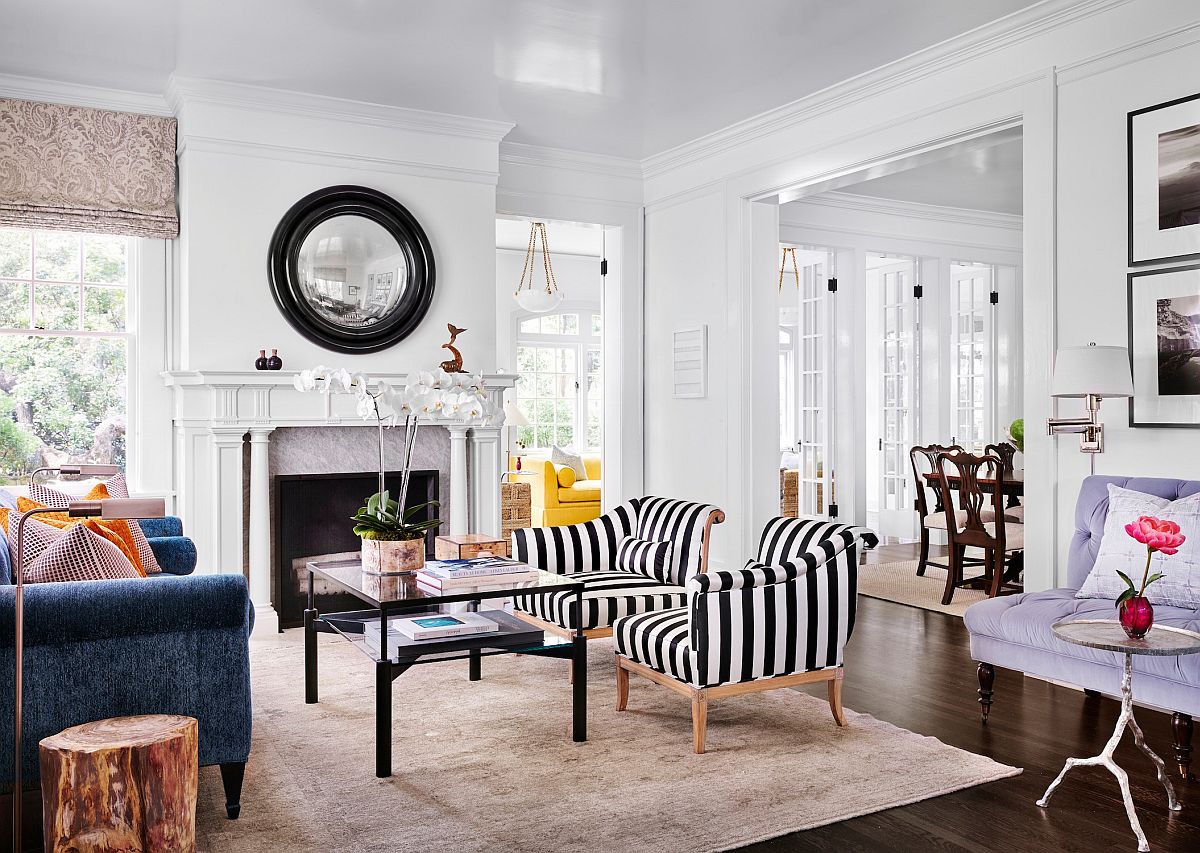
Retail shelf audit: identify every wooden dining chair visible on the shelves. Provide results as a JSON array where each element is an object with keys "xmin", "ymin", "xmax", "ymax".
[
  {"xmin": 935, "ymin": 449, "xmax": 1024, "ymax": 604},
  {"xmin": 983, "ymin": 441, "xmax": 1023, "ymax": 521},
  {"xmin": 909, "ymin": 443, "xmax": 980, "ymax": 577}
]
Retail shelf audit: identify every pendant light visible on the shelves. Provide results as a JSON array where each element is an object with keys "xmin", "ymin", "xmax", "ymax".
[{"xmin": 514, "ymin": 221, "xmax": 563, "ymax": 313}]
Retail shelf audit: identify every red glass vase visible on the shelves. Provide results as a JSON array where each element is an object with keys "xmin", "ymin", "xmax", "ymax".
[{"xmin": 1119, "ymin": 595, "xmax": 1154, "ymax": 640}]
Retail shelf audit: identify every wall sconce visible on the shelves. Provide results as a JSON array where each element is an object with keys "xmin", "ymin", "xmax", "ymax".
[{"xmin": 1047, "ymin": 343, "xmax": 1134, "ymax": 467}]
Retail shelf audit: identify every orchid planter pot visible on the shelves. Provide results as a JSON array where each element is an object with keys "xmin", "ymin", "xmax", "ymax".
[
  {"xmin": 361, "ymin": 537, "xmax": 425, "ymax": 575},
  {"xmin": 1119, "ymin": 595, "xmax": 1155, "ymax": 640}
]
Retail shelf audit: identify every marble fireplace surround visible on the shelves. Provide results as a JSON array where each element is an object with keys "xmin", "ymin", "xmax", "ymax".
[{"xmin": 163, "ymin": 370, "xmax": 515, "ymax": 608}]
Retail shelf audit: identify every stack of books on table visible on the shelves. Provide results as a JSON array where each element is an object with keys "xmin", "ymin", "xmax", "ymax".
[{"xmin": 415, "ymin": 557, "xmax": 537, "ymax": 592}]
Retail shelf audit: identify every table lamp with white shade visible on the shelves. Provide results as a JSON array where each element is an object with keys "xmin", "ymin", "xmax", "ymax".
[
  {"xmin": 503, "ymin": 400, "xmax": 530, "ymax": 475},
  {"xmin": 1047, "ymin": 343, "xmax": 1135, "ymax": 472}
]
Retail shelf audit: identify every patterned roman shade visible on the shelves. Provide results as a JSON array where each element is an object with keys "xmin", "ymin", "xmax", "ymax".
[{"xmin": 0, "ymin": 97, "xmax": 178, "ymax": 238}]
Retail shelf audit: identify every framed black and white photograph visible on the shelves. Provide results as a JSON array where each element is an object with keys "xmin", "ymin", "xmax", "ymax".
[
  {"xmin": 1129, "ymin": 263, "xmax": 1200, "ymax": 427},
  {"xmin": 1129, "ymin": 91, "xmax": 1200, "ymax": 266}
]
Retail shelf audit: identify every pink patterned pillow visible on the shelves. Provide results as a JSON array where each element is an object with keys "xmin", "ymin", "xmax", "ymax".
[
  {"xmin": 21, "ymin": 523, "xmax": 140, "ymax": 584},
  {"xmin": 28, "ymin": 476, "xmax": 161, "ymax": 574},
  {"xmin": 3, "ymin": 514, "xmax": 61, "ymax": 568}
]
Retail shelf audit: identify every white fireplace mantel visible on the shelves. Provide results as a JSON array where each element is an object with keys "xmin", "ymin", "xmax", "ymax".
[{"xmin": 162, "ymin": 370, "xmax": 516, "ymax": 608}]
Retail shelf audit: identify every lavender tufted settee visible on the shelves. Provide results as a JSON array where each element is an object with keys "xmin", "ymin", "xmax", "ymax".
[{"xmin": 964, "ymin": 475, "xmax": 1200, "ymax": 780}]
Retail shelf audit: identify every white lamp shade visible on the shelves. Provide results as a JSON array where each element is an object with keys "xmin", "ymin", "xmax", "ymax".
[
  {"xmin": 1050, "ymin": 344, "xmax": 1134, "ymax": 398},
  {"xmin": 514, "ymin": 288, "xmax": 563, "ymax": 314},
  {"xmin": 503, "ymin": 401, "xmax": 530, "ymax": 427}
]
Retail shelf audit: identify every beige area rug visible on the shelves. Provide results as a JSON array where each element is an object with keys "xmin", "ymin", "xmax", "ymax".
[
  {"xmin": 196, "ymin": 627, "xmax": 1020, "ymax": 853},
  {"xmin": 859, "ymin": 559, "xmax": 990, "ymax": 617}
]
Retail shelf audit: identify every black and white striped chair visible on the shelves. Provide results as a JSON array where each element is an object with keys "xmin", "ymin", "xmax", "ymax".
[
  {"xmin": 510, "ymin": 497, "xmax": 725, "ymax": 642},
  {"xmin": 613, "ymin": 517, "xmax": 877, "ymax": 753}
]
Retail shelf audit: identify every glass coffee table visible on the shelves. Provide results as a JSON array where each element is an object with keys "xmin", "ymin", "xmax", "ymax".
[
  {"xmin": 304, "ymin": 557, "xmax": 586, "ymax": 778},
  {"xmin": 1038, "ymin": 619, "xmax": 1200, "ymax": 851}
]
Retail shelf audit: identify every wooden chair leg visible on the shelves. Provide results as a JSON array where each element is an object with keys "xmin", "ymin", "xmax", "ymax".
[
  {"xmin": 616, "ymin": 658, "xmax": 629, "ymax": 711},
  {"xmin": 978, "ymin": 662, "xmax": 995, "ymax": 724},
  {"xmin": 691, "ymin": 690, "xmax": 708, "ymax": 754},
  {"xmin": 988, "ymin": 548, "xmax": 1005, "ymax": 598},
  {"xmin": 827, "ymin": 669, "xmax": 847, "ymax": 727},
  {"xmin": 916, "ymin": 528, "xmax": 930, "ymax": 576},
  {"xmin": 941, "ymin": 544, "xmax": 961, "ymax": 606}
]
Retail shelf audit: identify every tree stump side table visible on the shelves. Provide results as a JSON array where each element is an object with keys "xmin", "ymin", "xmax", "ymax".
[
  {"xmin": 1037, "ymin": 620, "xmax": 1200, "ymax": 852},
  {"xmin": 39, "ymin": 714, "xmax": 199, "ymax": 853}
]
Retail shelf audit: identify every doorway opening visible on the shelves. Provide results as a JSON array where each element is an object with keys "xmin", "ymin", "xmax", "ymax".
[{"xmin": 496, "ymin": 216, "xmax": 610, "ymax": 527}]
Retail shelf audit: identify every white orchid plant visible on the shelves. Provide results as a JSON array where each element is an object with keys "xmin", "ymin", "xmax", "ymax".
[{"xmin": 294, "ymin": 366, "xmax": 498, "ymax": 541}]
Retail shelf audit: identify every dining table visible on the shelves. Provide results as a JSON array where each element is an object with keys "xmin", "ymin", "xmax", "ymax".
[{"xmin": 923, "ymin": 468, "xmax": 1023, "ymax": 506}]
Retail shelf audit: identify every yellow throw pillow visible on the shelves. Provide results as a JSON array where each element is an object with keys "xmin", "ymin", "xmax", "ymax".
[{"xmin": 555, "ymin": 464, "xmax": 577, "ymax": 487}]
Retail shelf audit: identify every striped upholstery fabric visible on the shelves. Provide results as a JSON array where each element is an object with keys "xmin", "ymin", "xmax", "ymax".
[
  {"xmin": 615, "ymin": 535, "xmax": 673, "ymax": 583},
  {"xmin": 511, "ymin": 499, "xmax": 640, "ymax": 575},
  {"xmin": 635, "ymin": 496, "xmax": 720, "ymax": 586},
  {"xmin": 615, "ymin": 519, "xmax": 874, "ymax": 689},
  {"xmin": 756, "ymin": 517, "xmax": 878, "ymax": 566},
  {"xmin": 512, "ymin": 570, "xmax": 687, "ymax": 631}
]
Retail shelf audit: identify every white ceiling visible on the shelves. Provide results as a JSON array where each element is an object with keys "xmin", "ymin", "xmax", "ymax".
[
  {"xmin": 1, "ymin": 0, "xmax": 1036, "ymax": 159},
  {"xmin": 496, "ymin": 218, "xmax": 604, "ymax": 257},
  {"xmin": 836, "ymin": 136, "xmax": 1024, "ymax": 215}
]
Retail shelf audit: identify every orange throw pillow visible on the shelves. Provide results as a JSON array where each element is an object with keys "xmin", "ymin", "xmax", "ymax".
[{"xmin": 16, "ymin": 496, "xmax": 148, "ymax": 577}]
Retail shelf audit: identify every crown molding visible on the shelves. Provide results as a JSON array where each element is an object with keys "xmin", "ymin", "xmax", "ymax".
[
  {"xmin": 499, "ymin": 141, "xmax": 642, "ymax": 181},
  {"xmin": 165, "ymin": 75, "xmax": 515, "ymax": 143},
  {"xmin": 177, "ymin": 135, "xmax": 500, "ymax": 185},
  {"xmin": 787, "ymin": 191, "xmax": 1023, "ymax": 231},
  {"xmin": 642, "ymin": 0, "xmax": 1134, "ymax": 178},
  {"xmin": 1056, "ymin": 19, "xmax": 1200, "ymax": 84},
  {"xmin": 0, "ymin": 72, "xmax": 171, "ymax": 116}
]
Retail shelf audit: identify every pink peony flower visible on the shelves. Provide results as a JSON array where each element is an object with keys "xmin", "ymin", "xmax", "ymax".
[{"xmin": 1125, "ymin": 516, "xmax": 1186, "ymax": 555}]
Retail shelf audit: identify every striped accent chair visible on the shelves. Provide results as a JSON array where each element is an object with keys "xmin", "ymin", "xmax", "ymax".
[
  {"xmin": 510, "ymin": 497, "xmax": 725, "ymax": 642},
  {"xmin": 613, "ymin": 517, "xmax": 877, "ymax": 753}
]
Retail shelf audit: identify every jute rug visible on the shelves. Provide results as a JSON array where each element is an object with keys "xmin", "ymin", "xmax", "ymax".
[
  {"xmin": 859, "ymin": 559, "xmax": 989, "ymax": 618},
  {"xmin": 196, "ymin": 626, "xmax": 1019, "ymax": 853}
]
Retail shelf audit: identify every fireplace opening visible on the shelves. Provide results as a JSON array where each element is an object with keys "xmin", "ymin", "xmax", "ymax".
[{"xmin": 273, "ymin": 469, "xmax": 439, "ymax": 629}]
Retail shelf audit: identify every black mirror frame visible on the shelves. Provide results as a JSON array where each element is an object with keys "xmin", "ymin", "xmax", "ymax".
[{"xmin": 267, "ymin": 185, "xmax": 436, "ymax": 353}]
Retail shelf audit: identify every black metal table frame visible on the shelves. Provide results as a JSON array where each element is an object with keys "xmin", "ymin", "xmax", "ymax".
[{"xmin": 303, "ymin": 567, "xmax": 587, "ymax": 778}]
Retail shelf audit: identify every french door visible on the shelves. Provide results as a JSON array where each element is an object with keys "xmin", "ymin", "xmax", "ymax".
[
  {"xmin": 949, "ymin": 262, "xmax": 996, "ymax": 452},
  {"xmin": 875, "ymin": 258, "xmax": 919, "ymax": 540}
]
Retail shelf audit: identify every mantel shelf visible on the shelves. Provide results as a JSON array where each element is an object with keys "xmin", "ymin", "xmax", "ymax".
[{"xmin": 161, "ymin": 370, "xmax": 518, "ymax": 388}]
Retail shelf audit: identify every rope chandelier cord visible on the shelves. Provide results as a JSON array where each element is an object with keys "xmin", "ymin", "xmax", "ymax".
[
  {"xmin": 778, "ymin": 246, "xmax": 799, "ymax": 290},
  {"xmin": 515, "ymin": 221, "xmax": 559, "ymax": 298}
]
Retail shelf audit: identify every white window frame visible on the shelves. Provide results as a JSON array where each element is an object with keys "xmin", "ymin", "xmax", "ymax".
[
  {"xmin": 0, "ymin": 227, "xmax": 139, "ymax": 484},
  {"xmin": 513, "ymin": 302, "xmax": 602, "ymax": 453}
]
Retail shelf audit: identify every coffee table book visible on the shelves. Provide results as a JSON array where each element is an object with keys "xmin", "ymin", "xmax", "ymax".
[{"xmin": 362, "ymin": 610, "xmax": 543, "ymax": 659}]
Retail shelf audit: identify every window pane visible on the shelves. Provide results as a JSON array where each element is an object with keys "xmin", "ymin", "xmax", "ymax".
[
  {"xmin": 561, "ymin": 313, "xmax": 578, "ymax": 335},
  {"xmin": 34, "ymin": 232, "xmax": 81, "ymax": 282},
  {"xmin": 83, "ymin": 235, "xmax": 127, "ymax": 284},
  {"xmin": 34, "ymin": 283, "xmax": 80, "ymax": 330},
  {"xmin": 0, "ymin": 335, "xmax": 127, "ymax": 480},
  {"xmin": 543, "ymin": 314, "xmax": 561, "ymax": 334},
  {"xmin": 0, "ymin": 281, "xmax": 31, "ymax": 327},
  {"xmin": 519, "ymin": 318, "xmax": 541, "ymax": 334},
  {"xmin": 84, "ymin": 287, "xmax": 126, "ymax": 332},
  {"xmin": 555, "ymin": 426, "xmax": 573, "ymax": 447},
  {"xmin": 591, "ymin": 314, "xmax": 602, "ymax": 335},
  {"xmin": 516, "ymin": 346, "xmax": 535, "ymax": 372},
  {"xmin": 0, "ymin": 230, "xmax": 32, "ymax": 279}
]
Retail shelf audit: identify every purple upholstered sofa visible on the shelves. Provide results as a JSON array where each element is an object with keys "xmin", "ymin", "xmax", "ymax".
[{"xmin": 964, "ymin": 475, "xmax": 1199, "ymax": 780}]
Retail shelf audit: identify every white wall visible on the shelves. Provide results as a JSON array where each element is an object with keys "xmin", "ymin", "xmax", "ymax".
[
  {"xmin": 641, "ymin": 0, "xmax": 1200, "ymax": 584},
  {"xmin": 1055, "ymin": 29, "xmax": 1200, "ymax": 556}
]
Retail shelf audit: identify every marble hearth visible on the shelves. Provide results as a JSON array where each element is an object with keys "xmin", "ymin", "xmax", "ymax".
[{"xmin": 163, "ymin": 370, "xmax": 516, "ymax": 608}]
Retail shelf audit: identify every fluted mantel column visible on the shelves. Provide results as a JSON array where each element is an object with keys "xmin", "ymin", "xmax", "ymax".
[
  {"xmin": 447, "ymin": 425, "xmax": 470, "ymax": 535},
  {"xmin": 247, "ymin": 427, "xmax": 274, "ymax": 607}
]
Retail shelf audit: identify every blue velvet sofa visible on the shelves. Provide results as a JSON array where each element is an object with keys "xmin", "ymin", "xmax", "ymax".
[
  {"xmin": 965, "ymin": 475, "xmax": 1199, "ymax": 780},
  {"xmin": 0, "ymin": 489, "xmax": 253, "ymax": 819}
]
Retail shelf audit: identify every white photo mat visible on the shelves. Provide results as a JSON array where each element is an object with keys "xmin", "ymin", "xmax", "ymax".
[
  {"xmin": 1129, "ymin": 264, "xmax": 1200, "ymax": 427},
  {"xmin": 1130, "ymin": 91, "xmax": 1200, "ymax": 265}
]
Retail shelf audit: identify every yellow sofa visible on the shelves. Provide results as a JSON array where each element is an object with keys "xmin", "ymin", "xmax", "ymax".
[{"xmin": 514, "ymin": 454, "xmax": 602, "ymax": 526}]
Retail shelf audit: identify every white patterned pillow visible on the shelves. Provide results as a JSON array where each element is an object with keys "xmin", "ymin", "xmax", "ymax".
[
  {"xmin": 21, "ymin": 523, "xmax": 141, "ymax": 584},
  {"xmin": 615, "ymin": 535, "xmax": 675, "ymax": 584},
  {"xmin": 550, "ymin": 445, "xmax": 588, "ymax": 481},
  {"xmin": 1077, "ymin": 485, "xmax": 1200, "ymax": 607},
  {"xmin": 28, "ymin": 476, "xmax": 161, "ymax": 574},
  {"xmin": 3, "ymin": 514, "xmax": 61, "ymax": 568}
]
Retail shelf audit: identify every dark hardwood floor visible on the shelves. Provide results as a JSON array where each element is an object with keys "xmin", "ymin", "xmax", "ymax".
[{"xmin": 742, "ymin": 594, "xmax": 1200, "ymax": 852}]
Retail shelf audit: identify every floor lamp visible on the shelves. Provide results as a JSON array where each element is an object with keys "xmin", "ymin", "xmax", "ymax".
[{"xmin": 11, "ymin": 497, "xmax": 165, "ymax": 850}]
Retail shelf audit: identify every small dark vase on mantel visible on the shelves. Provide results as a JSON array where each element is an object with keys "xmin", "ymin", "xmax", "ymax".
[
  {"xmin": 1119, "ymin": 596, "xmax": 1154, "ymax": 640},
  {"xmin": 266, "ymin": 348, "xmax": 283, "ymax": 370},
  {"xmin": 254, "ymin": 349, "xmax": 268, "ymax": 370}
]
